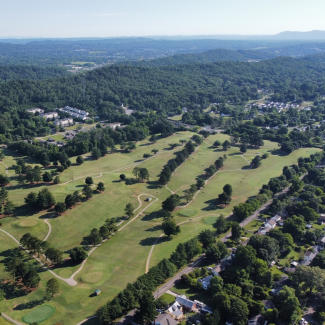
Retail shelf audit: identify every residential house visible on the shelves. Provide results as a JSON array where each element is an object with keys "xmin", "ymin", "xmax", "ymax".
[
  {"xmin": 108, "ymin": 122, "xmax": 122, "ymax": 130},
  {"xmin": 176, "ymin": 295, "xmax": 197, "ymax": 312},
  {"xmin": 59, "ymin": 106, "xmax": 89, "ymax": 121},
  {"xmin": 153, "ymin": 313, "xmax": 178, "ymax": 325},
  {"xmin": 167, "ymin": 301, "xmax": 183, "ymax": 320},
  {"xmin": 198, "ymin": 275, "xmax": 214, "ymax": 290},
  {"xmin": 302, "ymin": 250, "xmax": 317, "ymax": 266}
]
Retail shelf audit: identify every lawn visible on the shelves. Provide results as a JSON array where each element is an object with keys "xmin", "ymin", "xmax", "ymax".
[
  {"xmin": 0, "ymin": 130, "xmax": 321, "ymax": 324},
  {"xmin": 22, "ymin": 305, "xmax": 55, "ymax": 324}
]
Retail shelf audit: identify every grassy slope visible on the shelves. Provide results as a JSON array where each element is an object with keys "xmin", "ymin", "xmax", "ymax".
[{"xmin": 0, "ymin": 131, "xmax": 320, "ymax": 324}]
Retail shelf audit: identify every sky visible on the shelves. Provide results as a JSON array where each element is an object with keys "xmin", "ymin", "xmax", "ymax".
[{"xmin": 1, "ymin": 0, "xmax": 325, "ymax": 38}]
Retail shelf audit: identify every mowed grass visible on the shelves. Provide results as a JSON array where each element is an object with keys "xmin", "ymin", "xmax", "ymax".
[
  {"xmin": 0, "ymin": 131, "xmax": 321, "ymax": 324},
  {"xmin": 22, "ymin": 305, "xmax": 55, "ymax": 324}
]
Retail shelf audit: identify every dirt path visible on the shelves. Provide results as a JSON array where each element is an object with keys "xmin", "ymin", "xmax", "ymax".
[
  {"xmin": 1, "ymin": 313, "xmax": 24, "ymax": 325},
  {"xmin": 43, "ymin": 219, "xmax": 52, "ymax": 241}
]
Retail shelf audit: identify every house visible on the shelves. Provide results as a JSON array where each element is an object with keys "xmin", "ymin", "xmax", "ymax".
[
  {"xmin": 54, "ymin": 118, "xmax": 74, "ymax": 127},
  {"xmin": 42, "ymin": 112, "xmax": 59, "ymax": 120},
  {"xmin": 302, "ymin": 250, "xmax": 317, "ymax": 265},
  {"xmin": 167, "ymin": 301, "xmax": 183, "ymax": 320},
  {"xmin": 198, "ymin": 275, "xmax": 214, "ymax": 290},
  {"xmin": 153, "ymin": 313, "xmax": 178, "ymax": 325},
  {"xmin": 176, "ymin": 295, "xmax": 197, "ymax": 312},
  {"xmin": 27, "ymin": 107, "xmax": 44, "ymax": 114},
  {"xmin": 291, "ymin": 261, "xmax": 299, "ymax": 268}
]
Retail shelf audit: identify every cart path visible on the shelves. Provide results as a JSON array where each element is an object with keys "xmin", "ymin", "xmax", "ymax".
[
  {"xmin": 43, "ymin": 219, "xmax": 52, "ymax": 241},
  {"xmin": 1, "ymin": 313, "xmax": 24, "ymax": 325}
]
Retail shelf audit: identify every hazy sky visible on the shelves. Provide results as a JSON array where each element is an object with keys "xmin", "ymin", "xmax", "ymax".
[{"xmin": 2, "ymin": 0, "xmax": 325, "ymax": 38}]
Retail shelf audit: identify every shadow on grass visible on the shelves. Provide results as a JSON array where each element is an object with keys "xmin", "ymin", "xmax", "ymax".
[
  {"xmin": 14, "ymin": 298, "xmax": 45, "ymax": 310},
  {"xmin": 142, "ymin": 210, "xmax": 164, "ymax": 221},
  {"xmin": 139, "ymin": 236, "xmax": 169, "ymax": 246},
  {"xmin": 145, "ymin": 225, "xmax": 162, "ymax": 232},
  {"xmin": 146, "ymin": 180, "xmax": 161, "ymax": 189},
  {"xmin": 202, "ymin": 198, "xmax": 222, "ymax": 211}
]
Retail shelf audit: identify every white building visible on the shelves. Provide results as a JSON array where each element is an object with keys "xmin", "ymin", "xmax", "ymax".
[
  {"xmin": 27, "ymin": 108, "xmax": 44, "ymax": 114},
  {"xmin": 59, "ymin": 106, "xmax": 89, "ymax": 121},
  {"xmin": 54, "ymin": 118, "xmax": 74, "ymax": 127},
  {"xmin": 42, "ymin": 112, "xmax": 59, "ymax": 120}
]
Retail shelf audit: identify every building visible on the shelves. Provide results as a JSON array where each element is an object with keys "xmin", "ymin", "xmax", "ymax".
[
  {"xmin": 54, "ymin": 118, "xmax": 74, "ymax": 127},
  {"xmin": 27, "ymin": 107, "xmax": 44, "ymax": 114},
  {"xmin": 302, "ymin": 250, "xmax": 317, "ymax": 265},
  {"xmin": 198, "ymin": 275, "xmax": 214, "ymax": 290},
  {"xmin": 42, "ymin": 112, "xmax": 59, "ymax": 120},
  {"xmin": 108, "ymin": 122, "xmax": 122, "ymax": 130},
  {"xmin": 176, "ymin": 295, "xmax": 197, "ymax": 312},
  {"xmin": 153, "ymin": 313, "xmax": 178, "ymax": 325},
  {"xmin": 59, "ymin": 106, "xmax": 89, "ymax": 121},
  {"xmin": 167, "ymin": 301, "xmax": 183, "ymax": 320}
]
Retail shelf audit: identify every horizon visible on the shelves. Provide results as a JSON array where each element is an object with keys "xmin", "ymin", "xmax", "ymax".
[{"xmin": 2, "ymin": 0, "xmax": 325, "ymax": 38}]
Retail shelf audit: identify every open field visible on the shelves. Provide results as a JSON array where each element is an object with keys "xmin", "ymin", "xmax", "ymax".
[{"xmin": 0, "ymin": 130, "xmax": 321, "ymax": 324}]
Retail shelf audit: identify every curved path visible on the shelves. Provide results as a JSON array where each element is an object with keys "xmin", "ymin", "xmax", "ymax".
[
  {"xmin": 0, "ymin": 193, "xmax": 158, "ymax": 287},
  {"xmin": 1, "ymin": 313, "xmax": 24, "ymax": 325},
  {"xmin": 42, "ymin": 219, "xmax": 52, "ymax": 241}
]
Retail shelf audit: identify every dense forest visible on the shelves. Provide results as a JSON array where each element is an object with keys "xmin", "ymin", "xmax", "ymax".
[
  {"xmin": 0, "ymin": 65, "xmax": 67, "ymax": 81},
  {"xmin": 1, "ymin": 54, "xmax": 325, "ymax": 118}
]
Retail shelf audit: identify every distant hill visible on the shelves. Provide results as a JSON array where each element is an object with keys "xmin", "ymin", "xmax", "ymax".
[{"xmin": 272, "ymin": 30, "xmax": 325, "ymax": 40}]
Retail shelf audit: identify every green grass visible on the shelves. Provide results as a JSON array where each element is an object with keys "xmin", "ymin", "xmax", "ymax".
[
  {"xmin": 22, "ymin": 305, "xmax": 55, "ymax": 324},
  {"xmin": 0, "ymin": 131, "xmax": 321, "ymax": 324},
  {"xmin": 0, "ymin": 317, "xmax": 11, "ymax": 325},
  {"xmin": 158, "ymin": 293, "xmax": 176, "ymax": 305}
]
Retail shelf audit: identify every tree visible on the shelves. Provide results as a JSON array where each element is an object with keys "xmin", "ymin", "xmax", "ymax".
[
  {"xmin": 85, "ymin": 177, "xmax": 94, "ymax": 185},
  {"xmin": 53, "ymin": 176, "xmax": 60, "ymax": 184},
  {"xmin": 231, "ymin": 222, "xmax": 242, "ymax": 241},
  {"xmin": 162, "ymin": 219, "xmax": 180, "ymax": 238},
  {"xmin": 199, "ymin": 229, "xmax": 216, "ymax": 249},
  {"xmin": 240, "ymin": 143, "xmax": 247, "ymax": 153},
  {"xmin": 250, "ymin": 155, "xmax": 261, "ymax": 169},
  {"xmin": 42, "ymin": 172, "xmax": 53, "ymax": 182},
  {"xmin": 222, "ymin": 140, "xmax": 231, "ymax": 151},
  {"xmin": 229, "ymin": 296, "xmax": 249, "ymax": 325},
  {"xmin": 213, "ymin": 140, "xmax": 221, "ymax": 148},
  {"xmin": 46, "ymin": 278, "xmax": 59, "ymax": 299},
  {"xmin": 206, "ymin": 241, "xmax": 228, "ymax": 262},
  {"xmin": 162, "ymin": 194, "xmax": 180, "ymax": 211},
  {"xmin": 223, "ymin": 184, "xmax": 232, "ymax": 197},
  {"xmin": 83, "ymin": 185, "xmax": 93, "ymax": 200},
  {"xmin": 69, "ymin": 247, "xmax": 88, "ymax": 264},
  {"xmin": 45, "ymin": 248, "xmax": 63, "ymax": 264},
  {"xmin": 97, "ymin": 182, "xmax": 105, "ymax": 192},
  {"xmin": 133, "ymin": 167, "xmax": 149, "ymax": 182},
  {"xmin": 37, "ymin": 188, "xmax": 56, "ymax": 210},
  {"xmin": 55, "ymin": 202, "xmax": 66, "ymax": 215},
  {"xmin": 0, "ymin": 174, "xmax": 9, "ymax": 187},
  {"xmin": 214, "ymin": 215, "xmax": 229, "ymax": 234},
  {"xmin": 119, "ymin": 174, "xmax": 126, "ymax": 181},
  {"xmin": 283, "ymin": 215, "xmax": 305, "ymax": 241},
  {"xmin": 125, "ymin": 203, "xmax": 134, "ymax": 219},
  {"xmin": 274, "ymin": 286, "xmax": 302, "ymax": 324},
  {"xmin": 135, "ymin": 294, "xmax": 158, "ymax": 325},
  {"xmin": 76, "ymin": 155, "xmax": 84, "ymax": 165},
  {"xmin": 3, "ymin": 201, "xmax": 15, "ymax": 215}
]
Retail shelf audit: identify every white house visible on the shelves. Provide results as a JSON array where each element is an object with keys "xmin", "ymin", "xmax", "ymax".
[
  {"xmin": 42, "ymin": 112, "xmax": 59, "ymax": 120},
  {"xmin": 27, "ymin": 108, "xmax": 44, "ymax": 114}
]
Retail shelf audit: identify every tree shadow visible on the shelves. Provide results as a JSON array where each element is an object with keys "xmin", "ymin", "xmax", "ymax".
[
  {"xmin": 134, "ymin": 159, "xmax": 144, "ymax": 163},
  {"xmin": 39, "ymin": 211, "xmax": 56, "ymax": 219},
  {"xmin": 142, "ymin": 210, "xmax": 164, "ymax": 221},
  {"xmin": 146, "ymin": 180, "xmax": 160, "ymax": 189},
  {"xmin": 14, "ymin": 298, "xmax": 45, "ymax": 310},
  {"xmin": 202, "ymin": 198, "xmax": 221, "ymax": 211},
  {"xmin": 145, "ymin": 225, "xmax": 162, "ymax": 232},
  {"xmin": 139, "ymin": 236, "xmax": 169, "ymax": 246},
  {"xmin": 241, "ymin": 165, "xmax": 251, "ymax": 170}
]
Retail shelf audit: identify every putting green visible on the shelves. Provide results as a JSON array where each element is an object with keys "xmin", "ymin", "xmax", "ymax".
[{"xmin": 22, "ymin": 305, "xmax": 55, "ymax": 324}]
